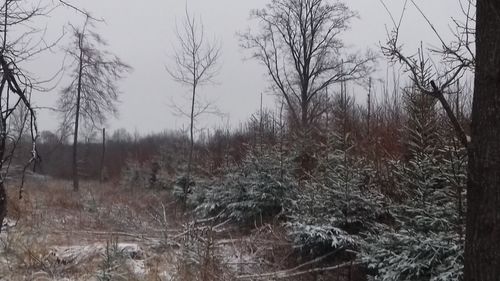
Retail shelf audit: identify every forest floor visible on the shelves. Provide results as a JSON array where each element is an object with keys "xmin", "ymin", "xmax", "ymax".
[{"xmin": 0, "ymin": 178, "xmax": 352, "ymax": 281}]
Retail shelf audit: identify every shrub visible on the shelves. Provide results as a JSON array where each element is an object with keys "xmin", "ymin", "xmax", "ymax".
[{"xmin": 194, "ymin": 147, "xmax": 293, "ymax": 224}]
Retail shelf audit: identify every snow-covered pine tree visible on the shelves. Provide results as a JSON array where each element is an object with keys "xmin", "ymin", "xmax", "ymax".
[
  {"xmin": 285, "ymin": 90, "xmax": 387, "ymax": 257},
  {"xmin": 364, "ymin": 86, "xmax": 464, "ymax": 280},
  {"xmin": 439, "ymin": 86, "xmax": 468, "ymax": 239},
  {"xmin": 194, "ymin": 143, "xmax": 294, "ymax": 224}
]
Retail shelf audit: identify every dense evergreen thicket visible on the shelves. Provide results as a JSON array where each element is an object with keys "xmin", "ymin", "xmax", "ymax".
[{"xmin": 102, "ymin": 84, "xmax": 469, "ymax": 280}]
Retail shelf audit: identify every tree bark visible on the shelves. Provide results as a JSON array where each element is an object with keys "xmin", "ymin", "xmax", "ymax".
[
  {"xmin": 72, "ymin": 35, "xmax": 84, "ymax": 192},
  {"xmin": 464, "ymin": 1, "xmax": 500, "ymax": 279}
]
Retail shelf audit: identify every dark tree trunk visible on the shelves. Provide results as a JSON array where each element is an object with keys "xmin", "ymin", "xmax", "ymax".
[
  {"xmin": 0, "ymin": 106, "xmax": 5, "ymax": 233},
  {"xmin": 185, "ymin": 80, "xmax": 196, "ymax": 199},
  {"xmin": 100, "ymin": 127, "xmax": 106, "ymax": 183},
  {"xmin": 464, "ymin": 1, "xmax": 500, "ymax": 279},
  {"xmin": 0, "ymin": 182, "xmax": 6, "ymax": 233},
  {"xmin": 72, "ymin": 37, "xmax": 84, "ymax": 192}
]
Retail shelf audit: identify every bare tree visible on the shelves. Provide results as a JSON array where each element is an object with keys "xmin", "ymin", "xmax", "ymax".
[
  {"xmin": 0, "ymin": 0, "xmax": 55, "ymax": 231},
  {"xmin": 0, "ymin": 0, "xmax": 94, "ymax": 230},
  {"xmin": 167, "ymin": 8, "xmax": 221, "ymax": 199},
  {"xmin": 240, "ymin": 0, "xmax": 374, "ymax": 133},
  {"xmin": 380, "ymin": 0, "xmax": 474, "ymax": 148},
  {"xmin": 58, "ymin": 18, "xmax": 130, "ymax": 191}
]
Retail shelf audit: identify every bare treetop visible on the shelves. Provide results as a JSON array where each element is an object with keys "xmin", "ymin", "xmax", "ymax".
[
  {"xmin": 59, "ymin": 19, "xmax": 131, "ymax": 129},
  {"xmin": 167, "ymin": 8, "xmax": 221, "ymax": 88},
  {"xmin": 240, "ymin": 0, "xmax": 375, "ymax": 129}
]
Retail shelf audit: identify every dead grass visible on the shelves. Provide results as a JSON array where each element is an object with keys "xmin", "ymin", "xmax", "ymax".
[
  {"xmin": 5, "ymin": 179, "xmax": 176, "ymax": 234},
  {"xmin": 0, "ymin": 178, "xmax": 357, "ymax": 281},
  {"xmin": 0, "ymin": 178, "xmax": 241, "ymax": 280},
  {"xmin": 1, "ymin": 179, "xmax": 177, "ymax": 280}
]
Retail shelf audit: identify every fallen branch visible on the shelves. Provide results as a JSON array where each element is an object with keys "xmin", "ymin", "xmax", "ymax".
[
  {"xmin": 51, "ymin": 230, "xmax": 160, "ymax": 241},
  {"xmin": 237, "ymin": 259, "xmax": 362, "ymax": 279}
]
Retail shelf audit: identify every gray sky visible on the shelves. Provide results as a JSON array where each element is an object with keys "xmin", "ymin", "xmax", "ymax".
[{"xmin": 29, "ymin": 0, "xmax": 466, "ymax": 135}]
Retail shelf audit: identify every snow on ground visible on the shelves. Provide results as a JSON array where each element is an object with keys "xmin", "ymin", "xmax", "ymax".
[{"xmin": 48, "ymin": 243, "xmax": 144, "ymax": 266}]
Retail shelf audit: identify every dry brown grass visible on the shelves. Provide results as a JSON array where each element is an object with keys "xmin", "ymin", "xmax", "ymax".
[
  {"xmin": 5, "ymin": 179, "xmax": 176, "ymax": 234},
  {"xmin": 0, "ymin": 178, "xmax": 248, "ymax": 280},
  {"xmin": 0, "ymin": 178, "xmax": 355, "ymax": 281},
  {"xmin": 1, "ymin": 179, "xmax": 177, "ymax": 280}
]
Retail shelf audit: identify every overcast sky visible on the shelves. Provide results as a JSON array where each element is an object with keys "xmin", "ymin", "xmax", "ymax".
[{"xmin": 29, "ymin": 0, "xmax": 467, "ymax": 135}]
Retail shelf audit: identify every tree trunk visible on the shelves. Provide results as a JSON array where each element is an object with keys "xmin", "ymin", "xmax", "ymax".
[
  {"xmin": 185, "ymin": 82, "xmax": 196, "ymax": 198},
  {"xmin": 464, "ymin": 1, "xmax": 500, "ymax": 279},
  {"xmin": 0, "ymin": 182, "xmax": 6, "ymax": 233},
  {"xmin": 301, "ymin": 100, "xmax": 308, "ymax": 131},
  {"xmin": 72, "ymin": 37, "xmax": 84, "ymax": 192},
  {"xmin": 0, "ymin": 98, "xmax": 6, "ymax": 232},
  {"xmin": 367, "ymin": 77, "xmax": 372, "ymax": 138},
  {"xmin": 100, "ymin": 127, "xmax": 106, "ymax": 183}
]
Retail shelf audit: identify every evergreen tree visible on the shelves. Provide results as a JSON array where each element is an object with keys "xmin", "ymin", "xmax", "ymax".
[{"xmin": 364, "ymin": 87, "xmax": 464, "ymax": 280}]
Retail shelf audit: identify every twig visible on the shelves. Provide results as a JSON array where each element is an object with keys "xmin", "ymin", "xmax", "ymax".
[{"xmin": 57, "ymin": 0, "xmax": 103, "ymax": 21}]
